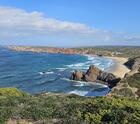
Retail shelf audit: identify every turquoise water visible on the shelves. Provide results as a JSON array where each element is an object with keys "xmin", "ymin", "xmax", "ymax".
[{"xmin": 0, "ymin": 47, "xmax": 114, "ymax": 96}]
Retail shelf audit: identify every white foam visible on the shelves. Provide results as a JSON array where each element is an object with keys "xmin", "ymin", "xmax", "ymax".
[
  {"xmin": 39, "ymin": 71, "xmax": 54, "ymax": 75},
  {"xmin": 55, "ymin": 68, "xmax": 66, "ymax": 71},
  {"xmin": 62, "ymin": 78, "xmax": 108, "ymax": 88},
  {"xmin": 86, "ymin": 55, "xmax": 95, "ymax": 61},
  {"xmin": 39, "ymin": 72, "xmax": 45, "ymax": 75},
  {"xmin": 73, "ymin": 83, "xmax": 84, "ymax": 87},
  {"xmin": 68, "ymin": 90, "xmax": 88, "ymax": 96},
  {"xmin": 45, "ymin": 71, "xmax": 54, "ymax": 74},
  {"xmin": 66, "ymin": 63, "xmax": 85, "ymax": 67}
]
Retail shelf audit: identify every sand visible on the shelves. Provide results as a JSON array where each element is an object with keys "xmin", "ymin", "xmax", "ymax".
[{"xmin": 107, "ymin": 57, "xmax": 131, "ymax": 78}]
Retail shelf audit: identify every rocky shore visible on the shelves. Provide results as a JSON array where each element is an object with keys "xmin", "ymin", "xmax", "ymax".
[{"xmin": 70, "ymin": 65, "xmax": 121, "ymax": 88}]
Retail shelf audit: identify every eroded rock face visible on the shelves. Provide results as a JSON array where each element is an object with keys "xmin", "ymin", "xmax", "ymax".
[
  {"xmin": 84, "ymin": 65, "xmax": 102, "ymax": 82},
  {"xmin": 70, "ymin": 65, "xmax": 121, "ymax": 88},
  {"xmin": 70, "ymin": 70, "xmax": 84, "ymax": 81},
  {"xmin": 98, "ymin": 72, "xmax": 121, "ymax": 88},
  {"xmin": 124, "ymin": 56, "xmax": 140, "ymax": 77}
]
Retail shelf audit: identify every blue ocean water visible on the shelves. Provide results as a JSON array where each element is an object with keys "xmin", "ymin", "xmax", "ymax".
[{"xmin": 0, "ymin": 47, "xmax": 114, "ymax": 96}]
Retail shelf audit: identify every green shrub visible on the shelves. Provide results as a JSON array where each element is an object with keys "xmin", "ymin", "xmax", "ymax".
[{"xmin": 0, "ymin": 91, "xmax": 140, "ymax": 123}]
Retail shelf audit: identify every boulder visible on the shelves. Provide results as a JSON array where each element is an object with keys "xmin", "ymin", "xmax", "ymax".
[
  {"xmin": 70, "ymin": 65, "xmax": 121, "ymax": 88},
  {"xmin": 97, "ymin": 72, "xmax": 121, "ymax": 88},
  {"xmin": 84, "ymin": 65, "xmax": 102, "ymax": 81},
  {"xmin": 70, "ymin": 70, "xmax": 84, "ymax": 81}
]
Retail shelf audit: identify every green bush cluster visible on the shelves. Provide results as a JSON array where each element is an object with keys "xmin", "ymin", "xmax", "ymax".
[
  {"xmin": 0, "ymin": 90, "xmax": 140, "ymax": 124},
  {"xmin": 0, "ymin": 88, "xmax": 29, "ymax": 97}
]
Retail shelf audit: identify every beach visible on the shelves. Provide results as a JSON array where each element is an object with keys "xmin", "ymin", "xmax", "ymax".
[{"xmin": 107, "ymin": 57, "xmax": 131, "ymax": 78}]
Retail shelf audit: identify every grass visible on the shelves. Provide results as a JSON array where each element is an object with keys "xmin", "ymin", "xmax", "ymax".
[{"xmin": 0, "ymin": 88, "xmax": 29, "ymax": 97}]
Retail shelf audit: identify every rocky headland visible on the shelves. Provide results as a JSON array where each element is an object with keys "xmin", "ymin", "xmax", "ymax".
[{"xmin": 8, "ymin": 46, "xmax": 80, "ymax": 54}]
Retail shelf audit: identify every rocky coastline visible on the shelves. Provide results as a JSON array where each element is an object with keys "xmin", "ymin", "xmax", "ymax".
[
  {"xmin": 8, "ymin": 46, "xmax": 140, "ymax": 98},
  {"xmin": 70, "ymin": 65, "xmax": 121, "ymax": 88}
]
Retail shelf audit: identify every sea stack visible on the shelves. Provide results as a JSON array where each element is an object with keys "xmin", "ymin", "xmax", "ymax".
[{"xmin": 70, "ymin": 65, "xmax": 121, "ymax": 88}]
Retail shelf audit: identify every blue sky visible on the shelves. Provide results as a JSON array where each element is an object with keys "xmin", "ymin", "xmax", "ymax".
[{"xmin": 0, "ymin": 0, "xmax": 140, "ymax": 47}]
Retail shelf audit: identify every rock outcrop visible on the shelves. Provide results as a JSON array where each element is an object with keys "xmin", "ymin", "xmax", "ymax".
[
  {"xmin": 70, "ymin": 65, "xmax": 121, "ymax": 88},
  {"xmin": 109, "ymin": 56, "xmax": 140, "ymax": 98},
  {"xmin": 124, "ymin": 56, "xmax": 140, "ymax": 77},
  {"xmin": 84, "ymin": 65, "xmax": 101, "ymax": 82},
  {"xmin": 70, "ymin": 70, "xmax": 84, "ymax": 81}
]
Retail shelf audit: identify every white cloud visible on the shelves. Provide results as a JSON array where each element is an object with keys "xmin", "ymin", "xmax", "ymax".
[{"xmin": 0, "ymin": 6, "xmax": 139, "ymax": 46}]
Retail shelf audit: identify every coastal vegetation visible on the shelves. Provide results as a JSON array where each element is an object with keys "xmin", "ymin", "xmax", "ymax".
[
  {"xmin": 0, "ymin": 88, "xmax": 140, "ymax": 124},
  {"xmin": 75, "ymin": 46, "xmax": 140, "ymax": 58}
]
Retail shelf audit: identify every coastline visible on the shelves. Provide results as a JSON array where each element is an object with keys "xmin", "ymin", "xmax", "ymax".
[
  {"xmin": 107, "ymin": 56, "xmax": 131, "ymax": 78},
  {"xmin": 8, "ymin": 46, "xmax": 131, "ymax": 79}
]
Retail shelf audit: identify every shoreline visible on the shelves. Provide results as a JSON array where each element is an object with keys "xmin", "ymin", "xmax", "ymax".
[
  {"xmin": 8, "ymin": 46, "xmax": 131, "ymax": 79},
  {"xmin": 106, "ymin": 56, "xmax": 131, "ymax": 78},
  {"xmin": 84, "ymin": 54, "xmax": 130, "ymax": 79}
]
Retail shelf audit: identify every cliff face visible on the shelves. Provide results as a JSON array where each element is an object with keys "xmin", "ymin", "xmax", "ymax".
[{"xmin": 124, "ymin": 56, "xmax": 140, "ymax": 77}]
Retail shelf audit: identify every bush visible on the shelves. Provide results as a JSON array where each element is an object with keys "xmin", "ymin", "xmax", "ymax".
[{"xmin": 0, "ymin": 93, "xmax": 140, "ymax": 124}]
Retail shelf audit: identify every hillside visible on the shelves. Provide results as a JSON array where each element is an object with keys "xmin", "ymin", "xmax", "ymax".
[{"xmin": 0, "ymin": 88, "xmax": 140, "ymax": 124}]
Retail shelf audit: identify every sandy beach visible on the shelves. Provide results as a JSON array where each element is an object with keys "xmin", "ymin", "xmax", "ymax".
[{"xmin": 107, "ymin": 56, "xmax": 131, "ymax": 78}]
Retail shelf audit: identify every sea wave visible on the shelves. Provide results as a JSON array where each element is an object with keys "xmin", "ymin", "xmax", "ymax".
[
  {"xmin": 65, "ymin": 54, "xmax": 114, "ymax": 71},
  {"xmin": 61, "ymin": 78, "xmax": 108, "ymax": 88},
  {"xmin": 39, "ymin": 71, "xmax": 54, "ymax": 75},
  {"xmin": 55, "ymin": 68, "xmax": 66, "ymax": 71},
  {"xmin": 68, "ymin": 90, "xmax": 89, "ymax": 96}
]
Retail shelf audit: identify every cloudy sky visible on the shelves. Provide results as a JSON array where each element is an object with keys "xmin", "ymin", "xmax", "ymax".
[{"xmin": 0, "ymin": 0, "xmax": 140, "ymax": 47}]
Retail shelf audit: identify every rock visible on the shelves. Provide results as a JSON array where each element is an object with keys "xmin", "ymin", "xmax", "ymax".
[
  {"xmin": 124, "ymin": 56, "xmax": 140, "ymax": 77},
  {"xmin": 70, "ymin": 65, "xmax": 121, "ymax": 88},
  {"xmin": 97, "ymin": 54, "xmax": 103, "ymax": 57},
  {"xmin": 97, "ymin": 72, "xmax": 121, "ymax": 88},
  {"xmin": 84, "ymin": 65, "xmax": 102, "ymax": 81},
  {"xmin": 70, "ymin": 70, "xmax": 84, "ymax": 81}
]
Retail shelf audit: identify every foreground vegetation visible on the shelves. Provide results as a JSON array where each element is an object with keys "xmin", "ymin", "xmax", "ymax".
[{"xmin": 0, "ymin": 88, "xmax": 140, "ymax": 124}]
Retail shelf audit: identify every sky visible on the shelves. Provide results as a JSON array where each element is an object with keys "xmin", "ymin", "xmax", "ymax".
[{"xmin": 0, "ymin": 0, "xmax": 140, "ymax": 47}]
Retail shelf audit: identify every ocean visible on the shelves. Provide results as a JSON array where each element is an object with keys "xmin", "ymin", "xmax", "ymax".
[{"xmin": 0, "ymin": 47, "xmax": 115, "ymax": 96}]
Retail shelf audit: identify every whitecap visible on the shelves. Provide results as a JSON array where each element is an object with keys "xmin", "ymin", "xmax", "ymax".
[
  {"xmin": 45, "ymin": 71, "xmax": 54, "ymax": 74},
  {"xmin": 39, "ymin": 71, "xmax": 54, "ymax": 75},
  {"xmin": 86, "ymin": 55, "xmax": 95, "ymax": 61},
  {"xmin": 68, "ymin": 90, "xmax": 88, "ymax": 96},
  {"xmin": 55, "ymin": 68, "xmax": 66, "ymax": 71},
  {"xmin": 39, "ymin": 72, "xmax": 45, "ymax": 75},
  {"xmin": 73, "ymin": 83, "xmax": 85, "ymax": 87},
  {"xmin": 66, "ymin": 63, "xmax": 85, "ymax": 67}
]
